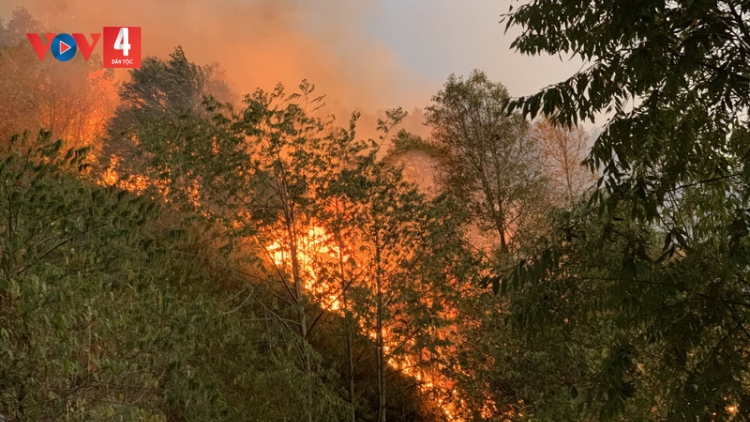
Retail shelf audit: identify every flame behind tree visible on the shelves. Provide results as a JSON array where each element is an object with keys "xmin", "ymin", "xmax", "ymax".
[
  {"xmin": 425, "ymin": 70, "xmax": 549, "ymax": 257},
  {"xmin": 315, "ymin": 121, "xmax": 474, "ymax": 422},
  {"xmin": 0, "ymin": 8, "xmax": 118, "ymax": 154},
  {"xmin": 126, "ymin": 80, "xmax": 338, "ymax": 421},
  {"xmin": 103, "ymin": 46, "xmax": 234, "ymax": 180},
  {"xmin": 126, "ymin": 75, "xmax": 475, "ymax": 420}
]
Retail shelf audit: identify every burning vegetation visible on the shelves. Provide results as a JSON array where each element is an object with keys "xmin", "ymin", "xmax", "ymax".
[
  {"xmin": 0, "ymin": 7, "xmax": 596, "ymax": 421},
  {"xmin": 8, "ymin": 0, "xmax": 747, "ymax": 420}
]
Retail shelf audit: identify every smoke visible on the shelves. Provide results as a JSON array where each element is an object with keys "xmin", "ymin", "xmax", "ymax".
[
  {"xmin": 4, "ymin": 0, "xmax": 433, "ymax": 115},
  {"xmin": 2, "ymin": 0, "xmax": 440, "ymax": 191}
]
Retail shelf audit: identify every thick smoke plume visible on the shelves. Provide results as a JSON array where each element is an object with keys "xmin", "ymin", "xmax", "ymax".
[{"xmin": 4, "ymin": 0, "xmax": 433, "ymax": 117}]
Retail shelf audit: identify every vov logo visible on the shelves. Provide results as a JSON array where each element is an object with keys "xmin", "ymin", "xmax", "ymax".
[{"xmin": 26, "ymin": 27, "xmax": 141, "ymax": 68}]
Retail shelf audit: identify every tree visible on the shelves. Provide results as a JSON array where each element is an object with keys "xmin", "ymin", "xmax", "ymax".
[
  {"xmin": 328, "ymin": 153, "xmax": 471, "ymax": 422},
  {"xmin": 0, "ymin": 129, "xmax": 355, "ymax": 422},
  {"xmin": 425, "ymin": 70, "xmax": 548, "ymax": 256},
  {"xmin": 104, "ymin": 46, "xmax": 233, "ymax": 162},
  {"xmin": 504, "ymin": 0, "xmax": 750, "ymax": 218},
  {"xmin": 128, "ymin": 81, "xmax": 352, "ymax": 422},
  {"xmin": 127, "ymin": 79, "xmax": 476, "ymax": 421},
  {"xmin": 533, "ymin": 119, "xmax": 596, "ymax": 204},
  {"xmin": 502, "ymin": 0, "xmax": 750, "ymax": 419},
  {"xmin": 0, "ymin": 8, "xmax": 39, "ymax": 48},
  {"xmin": 0, "ymin": 8, "xmax": 118, "ymax": 151}
]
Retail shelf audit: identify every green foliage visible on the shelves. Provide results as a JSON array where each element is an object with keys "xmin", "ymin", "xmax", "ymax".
[
  {"xmin": 500, "ymin": 195, "xmax": 750, "ymax": 419},
  {"xmin": 425, "ymin": 70, "xmax": 549, "ymax": 255},
  {"xmin": 384, "ymin": 130, "xmax": 444, "ymax": 162},
  {"xmin": 504, "ymin": 0, "xmax": 750, "ymax": 220},
  {"xmin": 0, "ymin": 131, "xmax": 352, "ymax": 421},
  {"xmin": 500, "ymin": 0, "xmax": 750, "ymax": 419},
  {"xmin": 105, "ymin": 47, "xmax": 233, "ymax": 161},
  {"xmin": 122, "ymin": 73, "xmax": 477, "ymax": 420},
  {"xmin": 126, "ymin": 47, "xmax": 204, "ymax": 114}
]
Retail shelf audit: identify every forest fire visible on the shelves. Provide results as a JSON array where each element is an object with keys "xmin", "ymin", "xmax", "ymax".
[
  {"xmin": 268, "ymin": 225, "xmax": 344, "ymax": 311},
  {"xmin": 3, "ymin": 0, "xmax": 747, "ymax": 419},
  {"xmin": 79, "ymin": 70, "xmax": 509, "ymax": 422},
  {"xmin": 266, "ymin": 224, "xmax": 466, "ymax": 421}
]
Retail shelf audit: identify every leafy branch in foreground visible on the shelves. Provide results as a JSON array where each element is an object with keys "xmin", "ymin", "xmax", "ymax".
[{"xmin": 500, "ymin": 1, "xmax": 750, "ymax": 418}]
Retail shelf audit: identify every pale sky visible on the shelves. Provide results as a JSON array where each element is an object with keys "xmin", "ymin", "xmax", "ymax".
[{"xmin": 364, "ymin": 0, "xmax": 584, "ymax": 98}]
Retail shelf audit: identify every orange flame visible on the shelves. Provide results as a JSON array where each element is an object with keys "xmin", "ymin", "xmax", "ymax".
[{"xmin": 267, "ymin": 224, "xmax": 466, "ymax": 421}]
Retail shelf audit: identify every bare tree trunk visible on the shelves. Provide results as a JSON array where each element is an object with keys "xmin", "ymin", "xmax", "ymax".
[
  {"xmin": 375, "ymin": 238, "xmax": 387, "ymax": 422},
  {"xmin": 345, "ymin": 301, "xmax": 356, "ymax": 422},
  {"xmin": 331, "ymin": 197, "xmax": 357, "ymax": 422},
  {"xmin": 496, "ymin": 200, "xmax": 508, "ymax": 255},
  {"xmin": 338, "ymin": 246, "xmax": 357, "ymax": 422},
  {"xmin": 286, "ymin": 206, "xmax": 313, "ymax": 422}
]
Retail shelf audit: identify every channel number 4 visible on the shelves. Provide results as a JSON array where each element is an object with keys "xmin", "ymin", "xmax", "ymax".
[{"xmin": 113, "ymin": 27, "xmax": 131, "ymax": 56}]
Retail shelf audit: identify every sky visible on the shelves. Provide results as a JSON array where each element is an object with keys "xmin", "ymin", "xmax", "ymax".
[
  {"xmin": 364, "ymin": 0, "xmax": 583, "ymax": 98},
  {"xmin": 1, "ymin": 0, "xmax": 583, "ymax": 112}
]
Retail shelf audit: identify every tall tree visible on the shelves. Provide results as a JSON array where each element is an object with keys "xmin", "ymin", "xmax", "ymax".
[
  {"xmin": 130, "ymin": 81, "xmax": 474, "ymax": 421},
  {"xmin": 104, "ymin": 46, "xmax": 233, "ymax": 162},
  {"xmin": 322, "ymin": 151, "xmax": 470, "ymax": 422},
  {"xmin": 503, "ymin": 0, "xmax": 750, "ymax": 419},
  {"xmin": 425, "ymin": 70, "xmax": 548, "ymax": 255},
  {"xmin": 533, "ymin": 119, "xmax": 596, "ymax": 204},
  {"xmin": 129, "ymin": 81, "xmax": 346, "ymax": 422}
]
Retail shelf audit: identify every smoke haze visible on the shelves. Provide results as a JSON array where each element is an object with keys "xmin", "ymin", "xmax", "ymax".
[{"xmin": 3, "ymin": 0, "xmax": 433, "ymax": 116}]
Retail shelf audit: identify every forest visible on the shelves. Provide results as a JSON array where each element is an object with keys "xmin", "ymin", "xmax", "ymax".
[{"xmin": 1, "ymin": 1, "xmax": 750, "ymax": 421}]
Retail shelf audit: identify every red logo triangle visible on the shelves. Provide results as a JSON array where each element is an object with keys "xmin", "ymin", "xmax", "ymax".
[{"xmin": 59, "ymin": 40, "xmax": 71, "ymax": 54}]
